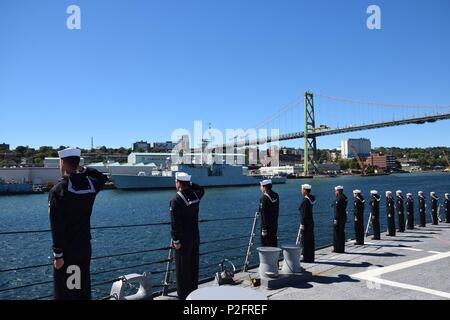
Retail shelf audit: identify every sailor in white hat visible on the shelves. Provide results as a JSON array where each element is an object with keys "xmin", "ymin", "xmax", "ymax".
[
  {"xmin": 170, "ymin": 172, "xmax": 205, "ymax": 300},
  {"xmin": 406, "ymin": 192, "xmax": 415, "ymax": 230},
  {"xmin": 260, "ymin": 179, "xmax": 272, "ymax": 187},
  {"xmin": 57, "ymin": 147, "xmax": 81, "ymax": 175},
  {"xmin": 259, "ymin": 179, "xmax": 279, "ymax": 247},
  {"xmin": 369, "ymin": 190, "xmax": 381, "ymax": 240},
  {"xmin": 444, "ymin": 193, "xmax": 450, "ymax": 223},
  {"xmin": 385, "ymin": 191, "xmax": 396, "ymax": 236},
  {"xmin": 352, "ymin": 189, "xmax": 365, "ymax": 245},
  {"xmin": 301, "ymin": 183, "xmax": 312, "ymax": 191},
  {"xmin": 299, "ymin": 183, "xmax": 315, "ymax": 262},
  {"xmin": 175, "ymin": 172, "xmax": 191, "ymax": 183},
  {"xmin": 430, "ymin": 192, "xmax": 439, "ymax": 225},
  {"xmin": 395, "ymin": 190, "xmax": 405, "ymax": 232},
  {"xmin": 332, "ymin": 185, "xmax": 348, "ymax": 253},
  {"xmin": 49, "ymin": 147, "xmax": 108, "ymax": 300},
  {"xmin": 418, "ymin": 191, "xmax": 426, "ymax": 227}
]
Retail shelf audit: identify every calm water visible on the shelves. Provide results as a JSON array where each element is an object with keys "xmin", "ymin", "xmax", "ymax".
[{"xmin": 0, "ymin": 172, "xmax": 448, "ymax": 300}]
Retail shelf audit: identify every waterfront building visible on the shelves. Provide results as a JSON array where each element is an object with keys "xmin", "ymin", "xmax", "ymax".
[{"xmin": 341, "ymin": 138, "xmax": 371, "ymax": 159}]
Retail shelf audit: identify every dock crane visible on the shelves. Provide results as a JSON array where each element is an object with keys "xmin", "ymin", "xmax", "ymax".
[{"xmin": 350, "ymin": 145, "xmax": 367, "ymax": 175}]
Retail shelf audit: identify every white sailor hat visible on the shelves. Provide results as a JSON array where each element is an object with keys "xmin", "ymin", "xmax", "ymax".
[
  {"xmin": 175, "ymin": 172, "xmax": 191, "ymax": 182},
  {"xmin": 353, "ymin": 189, "xmax": 361, "ymax": 194},
  {"xmin": 301, "ymin": 184, "xmax": 312, "ymax": 190},
  {"xmin": 406, "ymin": 193, "xmax": 412, "ymax": 197},
  {"xmin": 386, "ymin": 191, "xmax": 392, "ymax": 196},
  {"xmin": 396, "ymin": 190, "xmax": 402, "ymax": 194},
  {"xmin": 370, "ymin": 190, "xmax": 378, "ymax": 195},
  {"xmin": 418, "ymin": 191, "xmax": 424, "ymax": 195},
  {"xmin": 430, "ymin": 191, "xmax": 435, "ymax": 195},
  {"xmin": 260, "ymin": 179, "xmax": 272, "ymax": 186},
  {"xmin": 58, "ymin": 147, "xmax": 81, "ymax": 159},
  {"xmin": 334, "ymin": 185, "xmax": 344, "ymax": 191}
]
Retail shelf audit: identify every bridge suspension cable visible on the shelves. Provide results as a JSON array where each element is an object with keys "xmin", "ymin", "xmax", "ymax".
[{"xmin": 315, "ymin": 93, "xmax": 450, "ymax": 109}]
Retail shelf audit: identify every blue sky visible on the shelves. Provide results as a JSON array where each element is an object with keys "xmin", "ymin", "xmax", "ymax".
[{"xmin": 1, "ymin": 0, "xmax": 449, "ymax": 150}]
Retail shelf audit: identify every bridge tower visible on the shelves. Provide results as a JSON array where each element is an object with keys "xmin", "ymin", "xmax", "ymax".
[{"xmin": 303, "ymin": 92, "xmax": 318, "ymax": 176}]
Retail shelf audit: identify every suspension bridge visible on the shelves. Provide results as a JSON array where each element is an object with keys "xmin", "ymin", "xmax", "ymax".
[{"xmin": 212, "ymin": 92, "xmax": 450, "ymax": 175}]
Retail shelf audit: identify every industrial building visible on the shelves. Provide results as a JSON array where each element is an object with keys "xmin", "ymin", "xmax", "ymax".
[
  {"xmin": 0, "ymin": 167, "xmax": 60, "ymax": 184},
  {"xmin": 365, "ymin": 154, "xmax": 397, "ymax": 170},
  {"xmin": 132, "ymin": 141, "xmax": 151, "ymax": 152},
  {"xmin": 152, "ymin": 141, "xmax": 177, "ymax": 151}
]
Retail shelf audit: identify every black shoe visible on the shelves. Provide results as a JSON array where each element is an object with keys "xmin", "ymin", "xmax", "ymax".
[{"xmin": 371, "ymin": 237, "xmax": 380, "ymax": 240}]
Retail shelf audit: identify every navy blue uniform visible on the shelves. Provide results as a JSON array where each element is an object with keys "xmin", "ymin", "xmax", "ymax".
[
  {"xmin": 370, "ymin": 194, "xmax": 381, "ymax": 240},
  {"xmin": 260, "ymin": 190, "xmax": 280, "ymax": 247},
  {"xmin": 49, "ymin": 168, "xmax": 107, "ymax": 300},
  {"xmin": 406, "ymin": 196, "xmax": 414, "ymax": 230},
  {"xmin": 418, "ymin": 195, "xmax": 426, "ymax": 227},
  {"xmin": 431, "ymin": 195, "xmax": 439, "ymax": 225},
  {"xmin": 300, "ymin": 194, "xmax": 315, "ymax": 262},
  {"xmin": 353, "ymin": 195, "xmax": 365, "ymax": 245},
  {"xmin": 396, "ymin": 195, "xmax": 405, "ymax": 232},
  {"xmin": 333, "ymin": 193, "xmax": 348, "ymax": 253},
  {"xmin": 170, "ymin": 183, "xmax": 204, "ymax": 300},
  {"xmin": 386, "ymin": 197, "xmax": 396, "ymax": 236}
]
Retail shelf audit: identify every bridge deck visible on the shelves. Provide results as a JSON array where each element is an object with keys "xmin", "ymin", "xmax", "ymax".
[{"xmin": 189, "ymin": 224, "xmax": 450, "ymax": 300}]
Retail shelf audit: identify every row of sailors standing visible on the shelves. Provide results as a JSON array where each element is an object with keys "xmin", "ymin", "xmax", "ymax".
[
  {"xmin": 330, "ymin": 187, "xmax": 449, "ymax": 253},
  {"xmin": 48, "ymin": 148, "xmax": 449, "ymax": 300},
  {"xmin": 259, "ymin": 181, "xmax": 450, "ymax": 261}
]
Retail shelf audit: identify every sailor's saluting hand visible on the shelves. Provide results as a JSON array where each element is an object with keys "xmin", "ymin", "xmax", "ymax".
[{"xmin": 54, "ymin": 258, "xmax": 64, "ymax": 270}]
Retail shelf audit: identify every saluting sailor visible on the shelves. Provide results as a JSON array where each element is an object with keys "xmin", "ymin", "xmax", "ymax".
[
  {"xmin": 370, "ymin": 190, "xmax": 381, "ymax": 240},
  {"xmin": 352, "ymin": 189, "xmax": 365, "ymax": 245},
  {"xmin": 444, "ymin": 193, "xmax": 450, "ymax": 223},
  {"xmin": 332, "ymin": 186, "xmax": 347, "ymax": 253},
  {"xmin": 259, "ymin": 179, "xmax": 279, "ymax": 247},
  {"xmin": 386, "ymin": 191, "xmax": 396, "ymax": 236},
  {"xmin": 299, "ymin": 184, "xmax": 315, "ymax": 262},
  {"xmin": 418, "ymin": 191, "xmax": 426, "ymax": 227},
  {"xmin": 170, "ymin": 172, "xmax": 205, "ymax": 300},
  {"xmin": 430, "ymin": 192, "xmax": 439, "ymax": 225},
  {"xmin": 396, "ymin": 190, "xmax": 405, "ymax": 232},
  {"xmin": 49, "ymin": 148, "xmax": 107, "ymax": 300},
  {"xmin": 406, "ymin": 193, "xmax": 415, "ymax": 230}
]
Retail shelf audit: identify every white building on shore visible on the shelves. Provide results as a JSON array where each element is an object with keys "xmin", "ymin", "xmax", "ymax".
[{"xmin": 341, "ymin": 138, "xmax": 371, "ymax": 159}]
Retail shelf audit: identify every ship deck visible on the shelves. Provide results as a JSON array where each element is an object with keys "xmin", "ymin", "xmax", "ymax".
[{"xmin": 158, "ymin": 223, "xmax": 450, "ymax": 300}]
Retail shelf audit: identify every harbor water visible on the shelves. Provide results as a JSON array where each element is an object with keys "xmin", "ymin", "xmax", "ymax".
[{"xmin": 0, "ymin": 172, "xmax": 448, "ymax": 300}]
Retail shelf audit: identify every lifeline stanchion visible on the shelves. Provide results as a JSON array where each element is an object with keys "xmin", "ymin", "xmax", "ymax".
[
  {"xmin": 242, "ymin": 211, "xmax": 259, "ymax": 272},
  {"xmin": 365, "ymin": 211, "xmax": 373, "ymax": 237},
  {"xmin": 295, "ymin": 225, "xmax": 301, "ymax": 245},
  {"xmin": 162, "ymin": 240, "xmax": 174, "ymax": 296}
]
